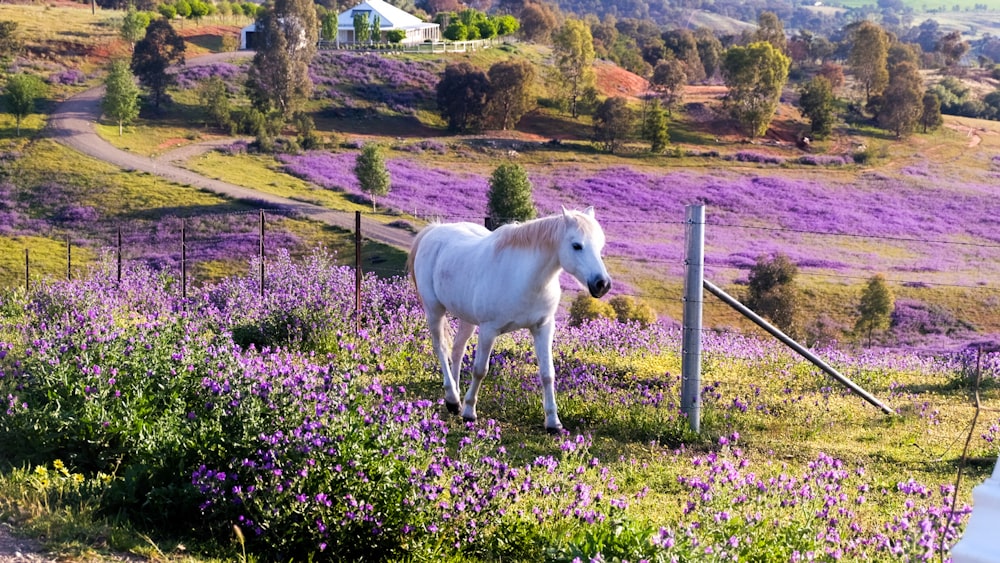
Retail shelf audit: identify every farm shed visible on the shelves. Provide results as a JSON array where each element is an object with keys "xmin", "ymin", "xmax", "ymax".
[
  {"xmin": 336, "ymin": 0, "xmax": 440, "ymax": 45},
  {"xmin": 240, "ymin": 23, "xmax": 258, "ymax": 50}
]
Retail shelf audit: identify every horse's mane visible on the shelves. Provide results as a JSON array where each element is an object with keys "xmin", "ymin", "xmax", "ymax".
[{"xmin": 493, "ymin": 211, "xmax": 596, "ymax": 253}]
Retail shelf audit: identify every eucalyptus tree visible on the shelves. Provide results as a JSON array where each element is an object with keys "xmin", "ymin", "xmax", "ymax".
[
  {"xmin": 552, "ymin": 18, "xmax": 595, "ymax": 118},
  {"xmin": 722, "ymin": 41, "xmax": 790, "ymax": 138},
  {"xmin": 848, "ymin": 21, "xmax": 889, "ymax": 104},
  {"xmin": 131, "ymin": 18, "xmax": 185, "ymax": 109},
  {"xmin": 247, "ymin": 0, "xmax": 318, "ymax": 119}
]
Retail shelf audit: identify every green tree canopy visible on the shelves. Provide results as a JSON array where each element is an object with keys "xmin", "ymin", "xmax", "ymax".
[
  {"xmin": 641, "ymin": 96, "xmax": 668, "ymax": 153},
  {"xmin": 487, "ymin": 162, "xmax": 536, "ymax": 228},
  {"xmin": 878, "ymin": 60, "xmax": 923, "ymax": 138},
  {"xmin": 798, "ymin": 75, "xmax": 835, "ymax": 139},
  {"xmin": 650, "ymin": 56, "xmax": 686, "ymax": 114},
  {"xmin": 855, "ymin": 274, "xmax": 894, "ymax": 347},
  {"xmin": 753, "ymin": 11, "xmax": 786, "ymax": 54},
  {"xmin": 486, "ymin": 59, "xmax": 535, "ymax": 130},
  {"xmin": 436, "ymin": 61, "xmax": 489, "ymax": 133},
  {"xmin": 131, "ymin": 18, "xmax": 185, "ymax": 109},
  {"xmin": 120, "ymin": 5, "xmax": 151, "ymax": 51},
  {"xmin": 246, "ymin": 0, "xmax": 318, "ymax": 119},
  {"xmin": 745, "ymin": 253, "xmax": 798, "ymax": 336},
  {"xmin": 593, "ymin": 95, "xmax": 634, "ymax": 154},
  {"xmin": 2, "ymin": 72, "xmax": 45, "ymax": 136},
  {"xmin": 553, "ymin": 18, "xmax": 596, "ymax": 119},
  {"xmin": 848, "ymin": 21, "xmax": 889, "ymax": 104},
  {"xmin": 102, "ymin": 59, "xmax": 141, "ymax": 136},
  {"xmin": 920, "ymin": 92, "xmax": 944, "ymax": 133},
  {"xmin": 722, "ymin": 41, "xmax": 790, "ymax": 138},
  {"xmin": 354, "ymin": 143, "xmax": 390, "ymax": 212}
]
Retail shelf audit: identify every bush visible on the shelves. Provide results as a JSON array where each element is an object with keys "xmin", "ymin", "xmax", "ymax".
[
  {"xmin": 568, "ymin": 292, "xmax": 615, "ymax": 326},
  {"xmin": 608, "ymin": 295, "xmax": 656, "ymax": 327}
]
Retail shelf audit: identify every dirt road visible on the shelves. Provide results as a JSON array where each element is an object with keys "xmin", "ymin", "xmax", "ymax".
[{"xmin": 47, "ymin": 51, "xmax": 415, "ymax": 251}]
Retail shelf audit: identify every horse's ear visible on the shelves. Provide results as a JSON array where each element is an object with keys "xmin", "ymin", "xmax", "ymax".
[
  {"xmin": 584, "ymin": 206, "xmax": 595, "ymax": 218},
  {"xmin": 561, "ymin": 205, "xmax": 569, "ymax": 217}
]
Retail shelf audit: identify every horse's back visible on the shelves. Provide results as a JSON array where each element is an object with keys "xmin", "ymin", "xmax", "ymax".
[{"xmin": 411, "ymin": 222, "xmax": 491, "ymax": 301}]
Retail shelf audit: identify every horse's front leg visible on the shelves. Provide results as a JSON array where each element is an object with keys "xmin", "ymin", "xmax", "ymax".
[
  {"xmin": 532, "ymin": 322, "xmax": 562, "ymax": 433},
  {"xmin": 462, "ymin": 326, "xmax": 498, "ymax": 423}
]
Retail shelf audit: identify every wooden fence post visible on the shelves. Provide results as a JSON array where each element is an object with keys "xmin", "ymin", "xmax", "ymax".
[
  {"xmin": 355, "ymin": 211, "xmax": 362, "ymax": 333},
  {"xmin": 259, "ymin": 209, "xmax": 265, "ymax": 298}
]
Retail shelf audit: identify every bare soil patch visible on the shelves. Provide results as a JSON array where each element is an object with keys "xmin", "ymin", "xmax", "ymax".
[{"xmin": 593, "ymin": 61, "xmax": 649, "ymax": 100}]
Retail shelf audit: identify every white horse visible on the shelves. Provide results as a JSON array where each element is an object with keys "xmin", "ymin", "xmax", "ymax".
[{"xmin": 407, "ymin": 207, "xmax": 612, "ymax": 433}]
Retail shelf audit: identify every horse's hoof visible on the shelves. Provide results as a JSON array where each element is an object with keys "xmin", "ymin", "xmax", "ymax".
[
  {"xmin": 545, "ymin": 424, "xmax": 563, "ymax": 435},
  {"xmin": 445, "ymin": 401, "xmax": 460, "ymax": 415},
  {"xmin": 462, "ymin": 415, "xmax": 477, "ymax": 424}
]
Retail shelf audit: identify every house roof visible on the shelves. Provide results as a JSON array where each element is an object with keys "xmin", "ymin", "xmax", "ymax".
[{"xmin": 336, "ymin": 0, "xmax": 430, "ymax": 29}]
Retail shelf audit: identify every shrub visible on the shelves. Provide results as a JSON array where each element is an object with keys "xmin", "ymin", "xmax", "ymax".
[
  {"xmin": 608, "ymin": 295, "xmax": 656, "ymax": 327},
  {"xmin": 568, "ymin": 292, "xmax": 615, "ymax": 326}
]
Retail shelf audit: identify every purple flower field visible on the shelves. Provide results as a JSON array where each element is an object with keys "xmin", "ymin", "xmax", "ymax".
[
  {"xmin": 279, "ymin": 151, "xmax": 1000, "ymax": 286},
  {"xmin": 0, "ymin": 252, "xmax": 992, "ymax": 561}
]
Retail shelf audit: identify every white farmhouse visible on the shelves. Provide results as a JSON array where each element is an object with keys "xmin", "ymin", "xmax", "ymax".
[{"xmin": 336, "ymin": 0, "xmax": 439, "ymax": 45}]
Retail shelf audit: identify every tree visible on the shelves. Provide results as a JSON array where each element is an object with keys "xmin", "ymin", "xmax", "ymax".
[
  {"xmin": 798, "ymin": 75, "xmax": 835, "ymax": 139},
  {"xmin": 694, "ymin": 27, "xmax": 723, "ymax": 81},
  {"xmin": 519, "ymin": 1, "xmax": 557, "ymax": 43},
  {"xmin": 641, "ymin": 97, "xmax": 668, "ymax": 153},
  {"xmin": 936, "ymin": 30, "xmax": 969, "ymax": 68},
  {"xmin": 436, "ymin": 62, "xmax": 489, "ymax": 133},
  {"xmin": 102, "ymin": 59, "xmax": 141, "ymax": 136},
  {"xmin": 486, "ymin": 162, "xmax": 536, "ymax": 228},
  {"xmin": 878, "ymin": 60, "xmax": 923, "ymax": 138},
  {"xmin": 2, "ymin": 73, "xmax": 45, "ymax": 136},
  {"xmin": 0, "ymin": 21, "xmax": 21, "ymax": 67},
  {"xmin": 352, "ymin": 11, "xmax": 370, "ymax": 44},
  {"xmin": 920, "ymin": 92, "xmax": 943, "ymax": 133},
  {"xmin": 722, "ymin": 41, "xmax": 790, "ymax": 138},
  {"xmin": 855, "ymin": 274, "xmax": 894, "ymax": 347},
  {"xmin": 486, "ymin": 59, "xmax": 535, "ymax": 130},
  {"xmin": 246, "ymin": 0, "xmax": 318, "ymax": 119},
  {"xmin": 494, "ymin": 14, "xmax": 519, "ymax": 37},
  {"xmin": 753, "ymin": 11, "xmax": 786, "ymax": 54},
  {"xmin": 198, "ymin": 75, "xmax": 232, "ymax": 131},
  {"xmin": 120, "ymin": 5, "xmax": 151, "ymax": 51},
  {"xmin": 848, "ymin": 21, "xmax": 889, "ymax": 104},
  {"xmin": 131, "ymin": 18, "xmax": 185, "ymax": 109},
  {"xmin": 593, "ymin": 96, "xmax": 634, "ymax": 154},
  {"xmin": 386, "ymin": 29, "xmax": 406, "ymax": 44},
  {"xmin": 650, "ymin": 57, "xmax": 686, "ymax": 114},
  {"xmin": 745, "ymin": 253, "xmax": 798, "ymax": 336},
  {"xmin": 320, "ymin": 11, "xmax": 337, "ymax": 41},
  {"xmin": 354, "ymin": 143, "xmax": 390, "ymax": 212},
  {"xmin": 662, "ymin": 28, "xmax": 705, "ymax": 83},
  {"xmin": 553, "ymin": 18, "xmax": 596, "ymax": 119}
]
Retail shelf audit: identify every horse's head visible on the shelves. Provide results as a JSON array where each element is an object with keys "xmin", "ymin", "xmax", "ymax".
[{"xmin": 559, "ymin": 206, "xmax": 612, "ymax": 298}]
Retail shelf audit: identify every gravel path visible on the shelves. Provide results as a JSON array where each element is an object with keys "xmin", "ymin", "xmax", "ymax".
[
  {"xmin": 47, "ymin": 51, "xmax": 415, "ymax": 251},
  {"xmin": 0, "ymin": 525, "xmax": 51, "ymax": 562}
]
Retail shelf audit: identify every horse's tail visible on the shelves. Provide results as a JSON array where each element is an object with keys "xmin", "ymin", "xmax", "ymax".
[{"xmin": 406, "ymin": 222, "xmax": 437, "ymax": 300}]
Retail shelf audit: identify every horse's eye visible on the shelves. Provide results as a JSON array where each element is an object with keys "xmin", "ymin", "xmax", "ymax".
[{"xmin": 572, "ymin": 242, "xmax": 583, "ymax": 251}]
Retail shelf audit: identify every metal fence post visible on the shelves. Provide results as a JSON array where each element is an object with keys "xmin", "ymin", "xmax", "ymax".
[
  {"xmin": 67, "ymin": 237, "xmax": 72, "ymax": 281},
  {"xmin": 24, "ymin": 248, "xmax": 29, "ymax": 291},
  {"xmin": 681, "ymin": 204, "xmax": 705, "ymax": 433}
]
